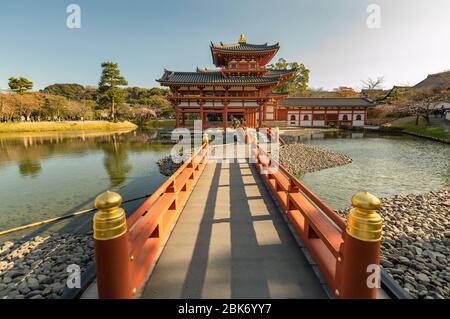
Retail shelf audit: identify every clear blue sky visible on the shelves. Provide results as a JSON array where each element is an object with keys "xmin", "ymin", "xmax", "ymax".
[{"xmin": 1, "ymin": 0, "xmax": 449, "ymax": 91}]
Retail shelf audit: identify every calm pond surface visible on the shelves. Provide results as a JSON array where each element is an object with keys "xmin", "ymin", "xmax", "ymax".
[
  {"xmin": 0, "ymin": 129, "xmax": 448, "ymax": 240},
  {"xmin": 0, "ymin": 129, "xmax": 173, "ymax": 240},
  {"xmin": 298, "ymin": 131, "xmax": 450, "ymax": 209}
]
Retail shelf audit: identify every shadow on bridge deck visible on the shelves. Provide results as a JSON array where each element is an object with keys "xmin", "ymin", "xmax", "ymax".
[{"xmin": 141, "ymin": 160, "xmax": 327, "ymax": 299}]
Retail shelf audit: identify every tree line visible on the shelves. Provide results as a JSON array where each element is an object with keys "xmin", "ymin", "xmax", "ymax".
[{"xmin": 0, "ymin": 62, "xmax": 173, "ymax": 123}]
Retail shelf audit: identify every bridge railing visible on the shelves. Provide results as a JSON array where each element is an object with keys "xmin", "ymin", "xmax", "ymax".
[
  {"xmin": 251, "ymin": 128, "xmax": 382, "ymax": 299},
  {"xmin": 92, "ymin": 141, "xmax": 209, "ymax": 298}
]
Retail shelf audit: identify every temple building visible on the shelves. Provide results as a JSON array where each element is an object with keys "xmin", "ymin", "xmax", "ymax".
[
  {"xmin": 274, "ymin": 97, "xmax": 373, "ymax": 127},
  {"xmin": 157, "ymin": 34, "xmax": 294, "ymax": 129},
  {"xmin": 158, "ymin": 35, "xmax": 374, "ymax": 129}
]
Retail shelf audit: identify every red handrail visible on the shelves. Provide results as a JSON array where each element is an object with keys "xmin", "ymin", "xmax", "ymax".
[
  {"xmin": 92, "ymin": 142, "xmax": 208, "ymax": 298},
  {"xmin": 250, "ymin": 131, "xmax": 346, "ymax": 296}
]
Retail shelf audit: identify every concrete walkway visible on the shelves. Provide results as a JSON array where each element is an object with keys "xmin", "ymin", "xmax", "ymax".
[{"xmin": 141, "ymin": 160, "xmax": 327, "ymax": 299}]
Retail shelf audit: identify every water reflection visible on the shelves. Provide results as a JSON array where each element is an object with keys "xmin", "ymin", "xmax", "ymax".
[
  {"xmin": 299, "ymin": 131, "xmax": 450, "ymax": 209},
  {"xmin": 101, "ymin": 136, "xmax": 132, "ymax": 187},
  {"xmin": 0, "ymin": 129, "xmax": 173, "ymax": 236},
  {"xmin": 18, "ymin": 160, "xmax": 42, "ymax": 178}
]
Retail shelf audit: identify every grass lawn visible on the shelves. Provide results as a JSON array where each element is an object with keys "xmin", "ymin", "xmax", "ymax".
[
  {"xmin": 140, "ymin": 119, "xmax": 176, "ymax": 128},
  {"xmin": 0, "ymin": 120, "xmax": 137, "ymax": 133},
  {"xmin": 389, "ymin": 116, "xmax": 450, "ymax": 141}
]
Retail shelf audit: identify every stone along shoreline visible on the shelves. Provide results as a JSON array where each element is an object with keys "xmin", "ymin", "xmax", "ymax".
[
  {"xmin": 279, "ymin": 143, "xmax": 352, "ymax": 175},
  {"xmin": 338, "ymin": 190, "xmax": 450, "ymax": 299},
  {"xmin": 0, "ymin": 233, "xmax": 93, "ymax": 299}
]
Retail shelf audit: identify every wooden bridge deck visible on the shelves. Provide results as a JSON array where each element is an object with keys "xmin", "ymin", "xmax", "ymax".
[{"xmin": 141, "ymin": 160, "xmax": 327, "ymax": 299}]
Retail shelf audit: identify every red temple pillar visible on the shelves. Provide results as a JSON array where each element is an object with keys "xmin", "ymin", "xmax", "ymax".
[
  {"xmin": 200, "ymin": 103, "xmax": 205, "ymax": 130},
  {"xmin": 175, "ymin": 108, "xmax": 180, "ymax": 128},
  {"xmin": 224, "ymin": 104, "xmax": 228, "ymax": 131},
  {"xmin": 258, "ymin": 104, "xmax": 263, "ymax": 128}
]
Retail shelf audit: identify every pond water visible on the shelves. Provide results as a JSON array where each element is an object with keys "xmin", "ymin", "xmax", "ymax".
[
  {"xmin": 0, "ymin": 129, "xmax": 448, "ymax": 240},
  {"xmin": 0, "ymin": 129, "xmax": 173, "ymax": 240},
  {"xmin": 298, "ymin": 131, "xmax": 450, "ymax": 209}
]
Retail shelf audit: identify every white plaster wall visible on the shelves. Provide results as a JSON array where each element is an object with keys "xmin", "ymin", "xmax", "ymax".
[
  {"xmin": 300, "ymin": 120, "xmax": 312, "ymax": 126},
  {"xmin": 287, "ymin": 112, "xmax": 299, "ymax": 126},
  {"xmin": 353, "ymin": 113, "xmax": 365, "ymax": 125},
  {"xmin": 300, "ymin": 112, "xmax": 312, "ymax": 122},
  {"xmin": 312, "ymin": 120, "xmax": 325, "ymax": 127}
]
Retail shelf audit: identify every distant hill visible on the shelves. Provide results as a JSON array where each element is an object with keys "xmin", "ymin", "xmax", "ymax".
[{"xmin": 413, "ymin": 70, "xmax": 450, "ymax": 89}]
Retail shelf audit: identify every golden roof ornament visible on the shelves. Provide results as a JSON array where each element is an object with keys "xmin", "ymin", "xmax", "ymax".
[{"xmin": 238, "ymin": 34, "xmax": 246, "ymax": 44}]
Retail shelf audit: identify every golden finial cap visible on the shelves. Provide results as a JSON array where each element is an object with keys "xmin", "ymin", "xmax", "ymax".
[
  {"xmin": 351, "ymin": 192, "xmax": 381, "ymax": 211},
  {"xmin": 94, "ymin": 191, "xmax": 122, "ymax": 211},
  {"xmin": 93, "ymin": 191, "xmax": 127, "ymax": 241},
  {"xmin": 239, "ymin": 34, "xmax": 246, "ymax": 44},
  {"xmin": 346, "ymin": 192, "xmax": 382, "ymax": 242}
]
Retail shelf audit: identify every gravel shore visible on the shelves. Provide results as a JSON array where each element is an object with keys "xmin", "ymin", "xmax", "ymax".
[
  {"xmin": 279, "ymin": 143, "xmax": 352, "ymax": 175},
  {"xmin": 337, "ymin": 190, "xmax": 450, "ymax": 299},
  {"xmin": 0, "ymin": 233, "xmax": 94, "ymax": 299}
]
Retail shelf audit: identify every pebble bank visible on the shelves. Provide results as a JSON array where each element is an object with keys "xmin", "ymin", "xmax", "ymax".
[
  {"xmin": 279, "ymin": 143, "xmax": 352, "ymax": 175},
  {"xmin": 338, "ymin": 190, "xmax": 450, "ymax": 299},
  {"xmin": 0, "ymin": 233, "xmax": 94, "ymax": 299}
]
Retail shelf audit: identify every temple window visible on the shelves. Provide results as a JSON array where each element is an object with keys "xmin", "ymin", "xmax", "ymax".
[
  {"xmin": 356, "ymin": 114, "xmax": 362, "ymax": 121},
  {"xmin": 342, "ymin": 115, "xmax": 348, "ymax": 121},
  {"xmin": 303, "ymin": 114, "xmax": 309, "ymax": 121},
  {"xmin": 313, "ymin": 114, "xmax": 324, "ymax": 120}
]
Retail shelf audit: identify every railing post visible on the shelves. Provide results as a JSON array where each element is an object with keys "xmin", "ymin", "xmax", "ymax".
[
  {"xmin": 340, "ymin": 192, "xmax": 382, "ymax": 299},
  {"xmin": 93, "ymin": 191, "xmax": 133, "ymax": 299}
]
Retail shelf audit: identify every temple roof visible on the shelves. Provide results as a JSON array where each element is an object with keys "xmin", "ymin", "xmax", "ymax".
[
  {"xmin": 210, "ymin": 42, "xmax": 280, "ymax": 52},
  {"xmin": 210, "ymin": 35, "xmax": 280, "ymax": 66},
  {"xmin": 157, "ymin": 69, "xmax": 293, "ymax": 85},
  {"xmin": 280, "ymin": 98, "xmax": 375, "ymax": 107}
]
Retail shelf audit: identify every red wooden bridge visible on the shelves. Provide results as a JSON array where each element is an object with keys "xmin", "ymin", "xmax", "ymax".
[{"xmin": 88, "ymin": 129, "xmax": 385, "ymax": 299}]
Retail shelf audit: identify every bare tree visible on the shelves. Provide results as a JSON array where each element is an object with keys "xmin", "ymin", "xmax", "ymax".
[{"xmin": 361, "ymin": 76, "xmax": 385, "ymax": 90}]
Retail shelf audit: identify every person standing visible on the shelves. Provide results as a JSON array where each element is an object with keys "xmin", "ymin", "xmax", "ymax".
[{"xmin": 231, "ymin": 116, "xmax": 237, "ymax": 129}]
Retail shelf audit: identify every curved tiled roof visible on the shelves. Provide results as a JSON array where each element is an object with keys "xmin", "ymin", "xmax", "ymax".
[
  {"xmin": 210, "ymin": 42, "xmax": 279, "ymax": 52},
  {"xmin": 280, "ymin": 98, "xmax": 375, "ymax": 107},
  {"xmin": 266, "ymin": 69, "xmax": 294, "ymax": 76},
  {"xmin": 157, "ymin": 69, "xmax": 293, "ymax": 85}
]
